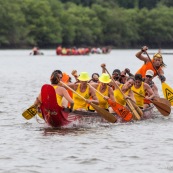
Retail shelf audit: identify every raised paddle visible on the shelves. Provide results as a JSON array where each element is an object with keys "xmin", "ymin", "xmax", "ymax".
[
  {"xmin": 103, "ymin": 67, "xmax": 142, "ymax": 120},
  {"xmin": 60, "ymin": 81, "xmax": 117, "ymax": 123},
  {"xmin": 132, "ymin": 90, "xmax": 171, "ymax": 116},
  {"xmin": 88, "ymin": 83, "xmax": 133, "ymax": 121},
  {"xmin": 146, "ymin": 52, "xmax": 173, "ymax": 106}
]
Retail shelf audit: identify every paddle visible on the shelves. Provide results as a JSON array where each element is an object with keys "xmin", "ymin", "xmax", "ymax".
[
  {"xmin": 132, "ymin": 90, "xmax": 171, "ymax": 116},
  {"xmin": 103, "ymin": 67, "xmax": 142, "ymax": 120},
  {"xmin": 60, "ymin": 81, "xmax": 117, "ymax": 123},
  {"xmin": 22, "ymin": 105, "xmax": 37, "ymax": 120},
  {"xmin": 88, "ymin": 83, "xmax": 133, "ymax": 121},
  {"xmin": 146, "ymin": 52, "xmax": 173, "ymax": 106},
  {"xmin": 22, "ymin": 105, "xmax": 43, "ymax": 120}
]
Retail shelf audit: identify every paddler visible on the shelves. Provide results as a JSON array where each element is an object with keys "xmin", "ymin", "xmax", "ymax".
[
  {"xmin": 112, "ymin": 76, "xmax": 136, "ymax": 106},
  {"xmin": 135, "ymin": 45, "xmax": 166, "ymax": 82},
  {"xmin": 89, "ymin": 73, "xmax": 115, "ymax": 112},
  {"xmin": 144, "ymin": 70, "xmax": 159, "ymax": 97},
  {"xmin": 34, "ymin": 70, "xmax": 74, "ymax": 111},
  {"xmin": 143, "ymin": 70, "xmax": 160, "ymax": 107},
  {"xmin": 131, "ymin": 74, "xmax": 155, "ymax": 109},
  {"xmin": 100, "ymin": 63, "xmax": 136, "ymax": 106},
  {"xmin": 68, "ymin": 72, "xmax": 99, "ymax": 111}
]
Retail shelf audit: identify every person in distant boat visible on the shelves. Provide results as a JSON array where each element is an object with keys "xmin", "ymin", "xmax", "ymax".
[
  {"xmin": 30, "ymin": 46, "xmax": 44, "ymax": 55},
  {"xmin": 34, "ymin": 70, "xmax": 74, "ymax": 110},
  {"xmin": 56, "ymin": 45, "xmax": 62, "ymax": 55},
  {"xmin": 33, "ymin": 46, "xmax": 38, "ymax": 55},
  {"xmin": 89, "ymin": 73, "xmax": 115, "ymax": 112},
  {"xmin": 68, "ymin": 72, "xmax": 98, "ymax": 111},
  {"xmin": 135, "ymin": 45, "xmax": 166, "ymax": 82},
  {"xmin": 131, "ymin": 74, "xmax": 155, "ymax": 109}
]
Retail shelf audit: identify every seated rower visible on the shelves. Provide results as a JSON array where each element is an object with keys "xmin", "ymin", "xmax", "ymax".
[
  {"xmin": 132, "ymin": 74, "xmax": 155, "ymax": 109},
  {"xmin": 112, "ymin": 76, "xmax": 136, "ymax": 106},
  {"xmin": 68, "ymin": 72, "xmax": 98, "ymax": 111},
  {"xmin": 34, "ymin": 70, "xmax": 74, "ymax": 110},
  {"xmin": 89, "ymin": 73, "xmax": 115, "ymax": 112}
]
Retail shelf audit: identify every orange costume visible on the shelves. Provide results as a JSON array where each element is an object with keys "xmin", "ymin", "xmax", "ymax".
[{"xmin": 136, "ymin": 60, "xmax": 162, "ymax": 78}]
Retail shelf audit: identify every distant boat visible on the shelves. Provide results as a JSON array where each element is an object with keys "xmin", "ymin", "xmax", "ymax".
[
  {"xmin": 148, "ymin": 52, "xmax": 173, "ymax": 55},
  {"xmin": 29, "ymin": 51, "xmax": 44, "ymax": 55}
]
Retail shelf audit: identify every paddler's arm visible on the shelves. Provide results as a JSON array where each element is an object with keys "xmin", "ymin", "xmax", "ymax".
[
  {"xmin": 108, "ymin": 86, "xmax": 116, "ymax": 102},
  {"xmin": 66, "ymin": 83, "xmax": 78, "ymax": 91},
  {"xmin": 144, "ymin": 83, "xmax": 155, "ymax": 100},
  {"xmin": 124, "ymin": 68, "xmax": 134, "ymax": 77},
  {"xmin": 61, "ymin": 87, "xmax": 74, "ymax": 104},
  {"xmin": 87, "ymin": 87, "xmax": 99, "ymax": 105},
  {"xmin": 152, "ymin": 84, "xmax": 160, "ymax": 98},
  {"xmin": 128, "ymin": 90, "xmax": 136, "ymax": 102},
  {"xmin": 101, "ymin": 63, "xmax": 106, "ymax": 73},
  {"xmin": 71, "ymin": 70, "xmax": 79, "ymax": 82},
  {"xmin": 34, "ymin": 94, "xmax": 41, "ymax": 107},
  {"xmin": 136, "ymin": 45, "xmax": 149, "ymax": 63},
  {"xmin": 110, "ymin": 80, "xmax": 120, "ymax": 89}
]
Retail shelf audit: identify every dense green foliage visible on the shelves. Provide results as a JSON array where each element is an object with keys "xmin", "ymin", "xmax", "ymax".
[{"xmin": 0, "ymin": 0, "xmax": 173, "ymax": 48}]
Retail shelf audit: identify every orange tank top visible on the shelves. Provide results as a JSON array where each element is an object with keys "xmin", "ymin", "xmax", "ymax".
[{"xmin": 136, "ymin": 60, "xmax": 162, "ymax": 78}]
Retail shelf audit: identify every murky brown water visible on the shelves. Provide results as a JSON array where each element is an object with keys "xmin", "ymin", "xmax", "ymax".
[{"xmin": 0, "ymin": 49, "xmax": 173, "ymax": 173}]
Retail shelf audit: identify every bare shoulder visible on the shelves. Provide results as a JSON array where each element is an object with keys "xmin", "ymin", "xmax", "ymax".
[
  {"xmin": 89, "ymin": 83, "xmax": 98, "ymax": 88},
  {"xmin": 144, "ymin": 82, "xmax": 151, "ymax": 89}
]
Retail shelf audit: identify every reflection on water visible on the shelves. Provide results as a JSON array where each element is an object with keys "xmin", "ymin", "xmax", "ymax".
[{"xmin": 0, "ymin": 50, "xmax": 173, "ymax": 173}]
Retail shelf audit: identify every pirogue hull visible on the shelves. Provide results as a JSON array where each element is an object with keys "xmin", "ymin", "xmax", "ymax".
[
  {"xmin": 40, "ymin": 84, "xmax": 155, "ymax": 128},
  {"xmin": 42, "ymin": 106, "xmax": 154, "ymax": 128},
  {"xmin": 68, "ymin": 106, "xmax": 154, "ymax": 124}
]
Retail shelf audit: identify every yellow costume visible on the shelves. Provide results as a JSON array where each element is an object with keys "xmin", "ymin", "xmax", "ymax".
[
  {"xmin": 96, "ymin": 84, "xmax": 109, "ymax": 109},
  {"xmin": 113, "ymin": 84, "xmax": 130, "ymax": 106},
  {"xmin": 73, "ymin": 84, "xmax": 90, "ymax": 110},
  {"xmin": 89, "ymin": 84, "xmax": 109, "ymax": 110},
  {"xmin": 52, "ymin": 85, "xmax": 63, "ymax": 106},
  {"xmin": 131, "ymin": 82, "xmax": 145, "ymax": 107}
]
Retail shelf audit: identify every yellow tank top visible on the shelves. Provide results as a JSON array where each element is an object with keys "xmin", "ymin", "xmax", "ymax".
[
  {"xmin": 96, "ymin": 84, "xmax": 109, "ymax": 109},
  {"xmin": 113, "ymin": 84, "xmax": 130, "ymax": 106},
  {"xmin": 131, "ymin": 82, "xmax": 145, "ymax": 107},
  {"xmin": 52, "ymin": 85, "xmax": 63, "ymax": 106},
  {"xmin": 89, "ymin": 84, "xmax": 109, "ymax": 110},
  {"xmin": 73, "ymin": 84, "xmax": 90, "ymax": 110}
]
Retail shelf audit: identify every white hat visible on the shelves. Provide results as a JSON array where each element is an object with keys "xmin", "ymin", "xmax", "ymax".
[{"xmin": 146, "ymin": 70, "xmax": 154, "ymax": 77}]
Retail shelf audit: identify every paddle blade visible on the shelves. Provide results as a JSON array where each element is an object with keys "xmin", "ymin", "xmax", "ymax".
[
  {"xmin": 107, "ymin": 99, "xmax": 133, "ymax": 121},
  {"xmin": 162, "ymin": 82, "xmax": 173, "ymax": 106},
  {"xmin": 90, "ymin": 102, "xmax": 117, "ymax": 123},
  {"xmin": 155, "ymin": 98, "xmax": 171, "ymax": 107},
  {"xmin": 22, "ymin": 105, "xmax": 37, "ymax": 120},
  {"xmin": 152, "ymin": 100, "xmax": 171, "ymax": 116}
]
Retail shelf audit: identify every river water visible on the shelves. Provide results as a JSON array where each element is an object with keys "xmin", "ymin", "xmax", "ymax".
[{"xmin": 0, "ymin": 49, "xmax": 173, "ymax": 173}]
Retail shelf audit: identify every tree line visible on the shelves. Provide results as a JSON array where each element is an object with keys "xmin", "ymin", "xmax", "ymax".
[{"xmin": 0, "ymin": 0, "xmax": 173, "ymax": 48}]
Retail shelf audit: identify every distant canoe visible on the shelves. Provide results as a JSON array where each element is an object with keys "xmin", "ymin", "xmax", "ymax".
[{"xmin": 148, "ymin": 52, "xmax": 173, "ymax": 55}]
